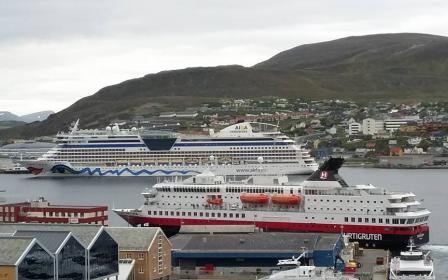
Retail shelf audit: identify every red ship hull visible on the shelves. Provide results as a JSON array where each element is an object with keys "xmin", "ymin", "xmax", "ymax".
[{"xmin": 117, "ymin": 212, "xmax": 429, "ymax": 250}]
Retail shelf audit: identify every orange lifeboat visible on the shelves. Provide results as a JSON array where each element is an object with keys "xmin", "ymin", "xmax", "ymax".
[
  {"xmin": 240, "ymin": 193, "xmax": 269, "ymax": 204},
  {"xmin": 207, "ymin": 197, "xmax": 223, "ymax": 205},
  {"xmin": 271, "ymin": 194, "xmax": 301, "ymax": 205}
]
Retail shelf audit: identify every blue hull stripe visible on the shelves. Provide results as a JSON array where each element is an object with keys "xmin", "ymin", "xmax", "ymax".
[
  {"xmin": 174, "ymin": 142, "xmax": 288, "ymax": 147},
  {"xmin": 50, "ymin": 164, "xmax": 200, "ymax": 176},
  {"xmin": 60, "ymin": 142, "xmax": 289, "ymax": 149}
]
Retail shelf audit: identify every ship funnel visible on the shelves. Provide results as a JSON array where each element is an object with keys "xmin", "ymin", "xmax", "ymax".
[{"xmin": 305, "ymin": 157, "xmax": 349, "ymax": 187}]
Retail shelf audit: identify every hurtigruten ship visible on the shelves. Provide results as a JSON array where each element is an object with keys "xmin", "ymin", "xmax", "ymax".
[
  {"xmin": 114, "ymin": 158, "xmax": 430, "ymax": 249},
  {"xmin": 22, "ymin": 120, "xmax": 317, "ymax": 176}
]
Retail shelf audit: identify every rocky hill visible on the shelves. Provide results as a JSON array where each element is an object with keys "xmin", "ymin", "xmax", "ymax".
[
  {"xmin": 2, "ymin": 33, "xmax": 448, "ymax": 139},
  {"xmin": 0, "ymin": 110, "xmax": 54, "ymax": 123}
]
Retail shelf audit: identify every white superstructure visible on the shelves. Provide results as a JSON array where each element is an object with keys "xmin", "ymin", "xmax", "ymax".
[
  {"xmin": 390, "ymin": 240, "xmax": 435, "ymax": 280},
  {"xmin": 261, "ymin": 265, "xmax": 357, "ymax": 280},
  {"xmin": 22, "ymin": 120, "xmax": 317, "ymax": 176},
  {"xmin": 114, "ymin": 158, "xmax": 430, "ymax": 249}
]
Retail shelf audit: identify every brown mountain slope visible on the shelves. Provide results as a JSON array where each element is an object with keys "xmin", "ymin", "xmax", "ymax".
[{"xmin": 2, "ymin": 33, "xmax": 448, "ymax": 139}]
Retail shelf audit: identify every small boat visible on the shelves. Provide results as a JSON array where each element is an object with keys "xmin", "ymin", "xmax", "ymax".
[
  {"xmin": 240, "ymin": 193, "xmax": 269, "ymax": 204},
  {"xmin": 389, "ymin": 239, "xmax": 434, "ymax": 280},
  {"xmin": 0, "ymin": 164, "xmax": 30, "ymax": 174},
  {"xmin": 261, "ymin": 266, "xmax": 358, "ymax": 280},
  {"xmin": 207, "ymin": 196, "xmax": 223, "ymax": 205},
  {"xmin": 261, "ymin": 251, "xmax": 357, "ymax": 280},
  {"xmin": 272, "ymin": 194, "xmax": 301, "ymax": 205}
]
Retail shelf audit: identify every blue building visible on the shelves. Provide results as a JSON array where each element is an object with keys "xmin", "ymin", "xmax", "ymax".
[{"xmin": 170, "ymin": 232, "xmax": 343, "ymax": 277}]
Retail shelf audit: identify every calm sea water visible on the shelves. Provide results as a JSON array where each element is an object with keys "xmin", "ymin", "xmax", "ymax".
[{"xmin": 0, "ymin": 167, "xmax": 447, "ymax": 277}]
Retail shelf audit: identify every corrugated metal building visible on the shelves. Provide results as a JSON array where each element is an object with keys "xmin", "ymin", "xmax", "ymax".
[{"xmin": 170, "ymin": 232, "xmax": 343, "ymax": 277}]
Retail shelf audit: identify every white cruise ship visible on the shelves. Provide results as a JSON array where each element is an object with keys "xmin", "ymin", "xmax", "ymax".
[
  {"xmin": 114, "ymin": 158, "xmax": 430, "ymax": 249},
  {"xmin": 22, "ymin": 120, "xmax": 317, "ymax": 176}
]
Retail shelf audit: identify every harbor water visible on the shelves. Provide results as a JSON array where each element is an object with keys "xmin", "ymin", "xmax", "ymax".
[{"xmin": 0, "ymin": 167, "xmax": 447, "ymax": 276}]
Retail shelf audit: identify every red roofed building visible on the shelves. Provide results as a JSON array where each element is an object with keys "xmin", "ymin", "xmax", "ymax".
[{"xmin": 0, "ymin": 197, "xmax": 108, "ymax": 225}]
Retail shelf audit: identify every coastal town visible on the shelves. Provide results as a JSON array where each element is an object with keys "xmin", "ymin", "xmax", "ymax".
[
  {"xmin": 1, "ymin": 1, "xmax": 447, "ymax": 279},
  {"xmin": 2, "ymin": 98, "xmax": 448, "ymax": 170}
]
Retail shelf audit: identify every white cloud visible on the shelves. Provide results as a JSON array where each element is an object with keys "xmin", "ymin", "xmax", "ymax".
[{"xmin": 0, "ymin": 0, "xmax": 448, "ymax": 115}]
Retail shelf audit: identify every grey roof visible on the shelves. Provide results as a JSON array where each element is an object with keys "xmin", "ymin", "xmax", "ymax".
[
  {"xmin": 1, "ymin": 142, "xmax": 55, "ymax": 149},
  {"xmin": 0, "ymin": 224, "xmax": 102, "ymax": 248},
  {"xmin": 105, "ymin": 227, "xmax": 160, "ymax": 251},
  {"xmin": 13, "ymin": 230, "xmax": 71, "ymax": 253},
  {"xmin": 314, "ymin": 235, "xmax": 339, "ymax": 250},
  {"xmin": 0, "ymin": 237, "xmax": 34, "ymax": 265},
  {"xmin": 170, "ymin": 232, "xmax": 340, "ymax": 253},
  {"xmin": 179, "ymin": 225, "xmax": 255, "ymax": 234}
]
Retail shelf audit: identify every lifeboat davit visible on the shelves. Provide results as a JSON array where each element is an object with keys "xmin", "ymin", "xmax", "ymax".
[
  {"xmin": 207, "ymin": 197, "xmax": 223, "ymax": 205},
  {"xmin": 240, "ymin": 193, "xmax": 269, "ymax": 204},
  {"xmin": 271, "ymin": 194, "xmax": 301, "ymax": 205}
]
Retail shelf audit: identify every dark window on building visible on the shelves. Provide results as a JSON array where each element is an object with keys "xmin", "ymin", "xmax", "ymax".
[
  {"xmin": 58, "ymin": 236, "xmax": 86, "ymax": 280},
  {"xmin": 18, "ymin": 243, "xmax": 54, "ymax": 280},
  {"xmin": 89, "ymin": 231, "xmax": 119, "ymax": 279}
]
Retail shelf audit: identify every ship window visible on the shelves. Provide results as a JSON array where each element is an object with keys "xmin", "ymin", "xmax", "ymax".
[
  {"xmin": 229, "ymin": 213, "xmax": 233, "ymax": 218},
  {"xmin": 211, "ymin": 213, "xmax": 215, "ymax": 217},
  {"xmin": 200, "ymin": 212, "xmax": 203, "ymax": 217},
  {"xmin": 165, "ymin": 211, "xmax": 168, "ymax": 215},
  {"xmin": 386, "ymin": 219, "xmax": 390, "ymax": 224},
  {"xmin": 351, "ymin": 218, "xmax": 355, "ymax": 222},
  {"xmin": 217, "ymin": 213, "xmax": 221, "ymax": 217},
  {"xmin": 171, "ymin": 211, "xmax": 174, "ymax": 216},
  {"xmin": 372, "ymin": 218, "xmax": 376, "ymax": 223},
  {"xmin": 400, "ymin": 219, "xmax": 406, "ymax": 224},
  {"xmin": 206, "ymin": 213, "xmax": 209, "ymax": 217},
  {"xmin": 194, "ymin": 212, "xmax": 197, "ymax": 217},
  {"xmin": 147, "ymin": 211, "xmax": 151, "ymax": 215},
  {"xmin": 365, "ymin": 218, "xmax": 369, "ymax": 223},
  {"xmin": 393, "ymin": 219, "xmax": 399, "ymax": 224},
  {"xmin": 176, "ymin": 211, "xmax": 180, "ymax": 216},
  {"xmin": 242, "ymin": 214, "xmax": 245, "ymax": 218},
  {"xmin": 236, "ymin": 214, "xmax": 239, "ymax": 218},
  {"xmin": 358, "ymin": 218, "xmax": 362, "ymax": 223},
  {"xmin": 159, "ymin": 211, "xmax": 163, "ymax": 215},
  {"xmin": 223, "ymin": 213, "xmax": 227, "ymax": 218},
  {"xmin": 407, "ymin": 219, "xmax": 414, "ymax": 224},
  {"xmin": 188, "ymin": 212, "xmax": 191, "ymax": 216}
]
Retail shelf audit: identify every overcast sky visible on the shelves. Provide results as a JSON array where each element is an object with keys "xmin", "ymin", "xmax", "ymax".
[{"xmin": 1, "ymin": 0, "xmax": 448, "ymax": 115}]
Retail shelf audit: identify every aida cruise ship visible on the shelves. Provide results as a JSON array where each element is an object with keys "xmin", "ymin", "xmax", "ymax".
[
  {"xmin": 114, "ymin": 158, "xmax": 430, "ymax": 249},
  {"xmin": 22, "ymin": 120, "xmax": 317, "ymax": 176}
]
